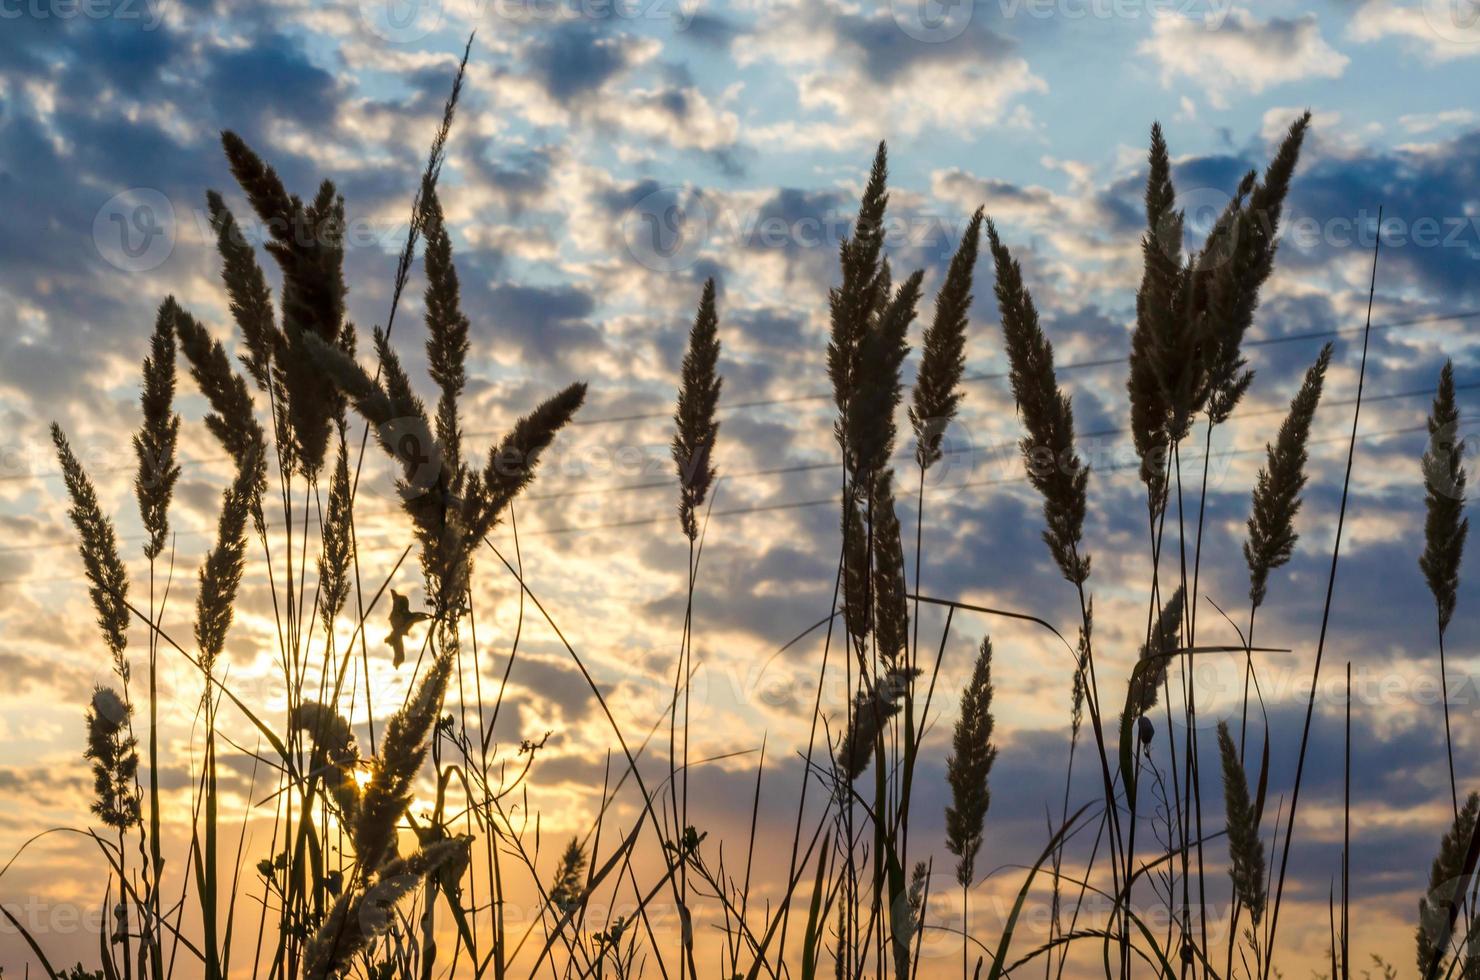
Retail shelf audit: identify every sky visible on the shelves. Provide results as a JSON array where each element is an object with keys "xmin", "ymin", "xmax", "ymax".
[{"xmin": 2, "ymin": 0, "xmax": 1480, "ymax": 975}]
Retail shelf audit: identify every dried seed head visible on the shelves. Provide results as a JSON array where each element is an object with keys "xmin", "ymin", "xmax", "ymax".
[
  {"xmin": 672, "ymin": 278, "xmax": 723, "ymax": 540},
  {"xmin": 85, "ymin": 686, "xmax": 140, "ymax": 830},
  {"xmin": 291, "ymin": 701, "xmax": 361, "ymax": 823},
  {"xmin": 836, "ymin": 669, "xmax": 912, "ymax": 787},
  {"xmin": 135, "ymin": 299, "xmax": 182, "ymax": 561},
  {"xmin": 911, "ymin": 208, "xmax": 982, "ymax": 469},
  {"xmin": 1417, "ymin": 791, "xmax": 1480, "ymax": 978},
  {"xmin": 1128, "ymin": 123, "xmax": 1180, "ymax": 515},
  {"xmin": 195, "ymin": 457, "xmax": 258, "ymax": 674},
  {"xmin": 318, "ymin": 430, "xmax": 354, "ymax": 632},
  {"xmin": 220, "ymin": 131, "xmax": 348, "ymax": 477},
  {"xmin": 841, "ymin": 493, "xmax": 872, "ymax": 648},
  {"xmin": 548, "ymin": 838, "xmax": 588, "ymax": 914},
  {"xmin": 1217, "ymin": 721, "xmax": 1267, "ymax": 925},
  {"xmin": 1127, "ymin": 585, "xmax": 1185, "ymax": 718},
  {"xmin": 422, "ymin": 187, "xmax": 471, "ymax": 474},
  {"xmin": 1420, "ymin": 360, "xmax": 1469, "ymax": 635},
  {"xmin": 1244, "ymin": 343, "xmax": 1332, "ymax": 608},
  {"xmin": 945, "ymin": 637, "xmax": 998, "ymax": 887},
  {"xmin": 52, "ymin": 424, "xmax": 130, "ymax": 675},
  {"xmin": 173, "ymin": 306, "xmax": 268, "ymax": 495},
  {"xmin": 206, "ymin": 191, "xmax": 280, "ymax": 392},
  {"xmin": 870, "ymin": 469, "xmax": 909, "ymax": 669},
  {"xmin": 354, "ymin": 652, "xmax": 453, "ymax": 875},
  {"xmin": 985, "ymin": 220, "xmax": 1090, "ymax": 585},
  {"xmin": 1198, "ymin": 112, "xmax": 1312, "ymax": 426}
]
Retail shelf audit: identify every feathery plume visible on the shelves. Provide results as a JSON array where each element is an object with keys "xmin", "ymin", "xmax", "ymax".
[
  {"xmin": 178, "ymin": 306, "xmax": 266, "ymax": 671},
  {"xmin": 291, "ymin": 701, "xmax": 361, "ymax": 823},
  {"xmin": 354, "ymin": 652, "xmax": 453, "ymax": 874},
  {"xmin": 910, "ymin": 208, "xmax": 982, "ymax": 469},
  {"xmin": 1127, "ymin": 585, "xmax": 1185, "ymax": 718},
  {"xmin": 945, "ymin": 637, "xmax": 998, "ymax": 887},
  {"xmin": 421, "ymin": 187, "xmax": 471, "ymax": 474},
  {"xmin": 304, "ymin": 836, "xmax": 470, "ymax": 980},
  {"xmin": 871, "ymin": 469, "xmax": 909, "ymax": 668},
  {"xmin": 672, "ymin": 278, "xmax": 723, "ymax": 541},
  {"xmin": 473, "ymin": 381, "xmax": 588, "ymax": 537},
  {"xmin": 1128, "ymin": 123, "xmax": 1181, "ymax": 509},
  {"xmin": 318, "ymin": 430, "xmax": 353, "ymax": 632},
  {"xmin": 985, "ymin": 220, "xmax": 1090, "ymax": 584},
  {"xmin": 841, "ymin": 495, "xmax": 872, "ymax": 648},
  {"xmin": 377, "ymin": 833, "xmax": 473, "ymax": 891},
  {"xmin": 52, "ymin": 424, "xmax": 130, "ymax": 673},
  {"xmin": 850, "ymin": 268, "xmax": 922, "ymax": 483},
  {"xmin": 173, "ymin": 307, "xmax": 267, "ymax": 493},
  {"xmin": 308, "ymin": 328, "xmax": 458, "ymax": 607},
  {"xmin": 179, "ymin": 307, "xmax": 266, "ymax": 675},
  {"xmin": 1217, "ymin": 721, "xmax": 1267, "ymax": 924},
  {"xmin": 85, "ymin": 686, "xmax": 141, "ymax": 830},
  {"xmin": 134, "ymin": 299, "xmax": 181, "ymax": 561},
  {"xmin": 206, "ymin": 191, "xmax": 280, "ymax": 392},
  {"xmin": 1421, "ymin": 360, "xmax": 1469, "ymax": 635},
  {"xmin": 548, "ymin": 838, "xmax": 588, "ymax": 914},
  {"xmin": 194, "ymin": 460, "xmax": 257, "ymax": 673},
  {"xmin": 1199, "ymin": 112, "xmax": 1311, "ymax": 424},
  {"xmin": 220, "ymin": 131, "xmax": 348, "ymax": 476},
  {"xmin": 1244, "ymin": 343, "xmax": 1332, "ymax": 608},
  {"xmin": 1417, "ymin": 791, "xmax": 1480, "ymax": 978},
  {"xmin": 891, "ymin": 860, "xmax": 929, "ymax": 979},
  {"xmin": 307, "ymin": 328, "xmax": 423, "ymax": 464},
  {"xmin": 314, "ymin": 328, "xmax": 583, "ymax": 616},
  {"xmin": 1129, "ymin": 113, "xmax": 1312, "ymax": 481},
  {"xmin": 828, "ymin": 143, "xmax": 892, "ymax": 481},
  {"xmin": 1071, "ymin": 600, "xmax": 1093, "ymax": 741},
  {"xmin": 836, "ymin": 670, "xmax": 910, "ymax": 786}
]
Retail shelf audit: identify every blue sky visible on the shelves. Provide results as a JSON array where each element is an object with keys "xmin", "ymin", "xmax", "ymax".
[{"xmin": 2, "ymin": 0, "xmax": 1480, "ymax": 973}]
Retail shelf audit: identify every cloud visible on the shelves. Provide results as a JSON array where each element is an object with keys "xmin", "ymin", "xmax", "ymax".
[
  {"xmin": 1140, "ymin": 10, "xmax": 1348, "ymax": 107},
  {"xmin": 206, "ymin": 32, "xmax": 341, "ymax": 136},
  {"xmin": 1348, "ymin": 0, "xmax": 1480, "ymax": 62},
  {"xmin": 1399, "ymin": 108, "xmax": 1480, "ymax": 134},
  {"xmin": 525, "ymin": 20, "xmax": 645, "ymax": 103},
  {"xmin": 930, "ymin": 169, "xmax": 1067, "ymax": 230},
  {"xmin": 495, "ymin": 20, "xmax": 742, "ymax": 160},
  {"xmin": 736, "ymin": 0, "xmax": 1044, "ymax": 144},
  {"xmin": 3, "ymin": 5, "xmax": 1480, "ymax": 973},
  {"xmin": 481, "ymin": 281, "xmax": 608, "ymax": 365}
]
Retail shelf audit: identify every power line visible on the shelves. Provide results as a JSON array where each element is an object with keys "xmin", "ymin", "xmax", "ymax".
[
  {"xmin": 6, "ymin": 308, "xmax": 1477, "ymax": 487},
  {"xmin": 0, "ymin": 416, "xmax": 1450, "ymax": 588},
  {"xmin": 4, "ymin": 377, "xmax": 1475, "ymax": 561}
]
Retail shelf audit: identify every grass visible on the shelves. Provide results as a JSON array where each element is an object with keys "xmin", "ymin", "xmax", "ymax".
[{"xmin": 10, "ymin": 49, "xmax": 1474, "ymax": 980}]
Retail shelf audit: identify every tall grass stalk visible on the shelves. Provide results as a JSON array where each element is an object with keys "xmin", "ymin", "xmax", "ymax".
[
  {"xmin": 32, "ymin": 92, "xmax": 1440, "ymax": 980},
  {"xmin": 1420, "ymin": 359, "xmax": 1469, "ymax": 817},
  {"xmin": 670, "ymin": 277, "xmax": 722, "ymax": 980},
  {"xmin": 1262, "ymin": 208, "xmax": 1383, "ymax": 977}
]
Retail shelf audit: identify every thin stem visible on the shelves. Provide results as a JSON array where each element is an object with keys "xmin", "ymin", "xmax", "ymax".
[
  {"xmin": 1439, "ymin": 624, "xmax": 1458, "ymax": 819},
  {"xmin": 1263, "ymin": 206, "xmax": 1383, "ymax": 975}
]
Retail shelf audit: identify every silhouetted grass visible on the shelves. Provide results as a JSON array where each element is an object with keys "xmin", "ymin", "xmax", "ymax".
[{"xmin": 23, "ymin": 54, "xmax": 1470, "ymax": 980}]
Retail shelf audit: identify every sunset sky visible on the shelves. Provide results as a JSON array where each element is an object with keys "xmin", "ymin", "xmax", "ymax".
[{"xmin": 2, "ymin": 0, "xmax": 1480, "ymax": 974}]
